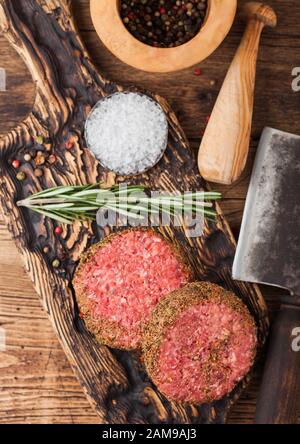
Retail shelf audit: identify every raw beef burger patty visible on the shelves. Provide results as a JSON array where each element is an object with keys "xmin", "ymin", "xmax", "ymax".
[
  {"xmin": 143, "ymin": 282, "xmax": 257, "ymax": 404},
  {"xmin": 74, "ymin": 229, "xmax": 191, "ymax": 350}
]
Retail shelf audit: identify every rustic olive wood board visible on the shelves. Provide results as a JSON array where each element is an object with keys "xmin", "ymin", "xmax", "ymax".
[{"xmin": 0, "ymin": 0, "xmax": 268, "ymax": 424}]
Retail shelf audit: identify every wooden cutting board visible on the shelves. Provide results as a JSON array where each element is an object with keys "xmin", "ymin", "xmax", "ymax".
[{"xmin": 0, "ymin": 0, "xmax": 268, "ymax": 424}]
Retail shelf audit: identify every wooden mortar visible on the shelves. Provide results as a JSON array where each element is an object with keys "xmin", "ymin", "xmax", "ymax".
[{"xmin": 90, "ymin": 0, "xmax": 237, "ymax": 73}]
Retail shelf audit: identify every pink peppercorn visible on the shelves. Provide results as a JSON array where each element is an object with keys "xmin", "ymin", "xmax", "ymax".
[
  {"xmin": 12, "ymin": 160, "xmax": 21, "ymax": 169},
  {"xmin": 54, "ymin": 226, "xmax": 63, "ymax": 236}
]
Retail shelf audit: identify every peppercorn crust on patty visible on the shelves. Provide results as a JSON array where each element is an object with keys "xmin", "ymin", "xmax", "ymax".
[
  {"xmin": 142, "ymin": 282, "xmax": 257, "ymax": 404},
  {"xmin": 73, "ymin": 229, "xmax": 192, "ymax": 350}
]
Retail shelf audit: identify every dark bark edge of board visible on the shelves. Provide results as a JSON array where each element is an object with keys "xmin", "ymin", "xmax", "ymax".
[{"xmin": 0, "ymin": 0, "xmax": 269, "ymax": 424}]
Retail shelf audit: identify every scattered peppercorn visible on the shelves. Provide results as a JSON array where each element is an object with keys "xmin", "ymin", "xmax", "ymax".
[
  {"xmin": 52, "ymin": 259, "xmax": 61, "ymax": 268},
  {"xmin": 54, "ymin": 226, "xmax": 63, "ymax": 236},
  {"xmin": 16, "ymin": 171, "xmax": 26, "ymax": 181},
  {"xmin": 120, "ymin": 0, "xmax": 208, "ymax": 48},
  {"xmin": 194, "ymin": 67, "xmax": 202, "ymax": 76},
  {"xmin": 35, "ymin": 135, "xmax": 44, "ymax": 145},
  {"xmin": 12, "ymin": 160, "xmax": 21, "ymax": 169},
  {"xmin": 24, "ymin": 153, "xmax": 32, "ymax": 162},
  {"xmin": 35, "ymin": 152, "xmax": 46, "ymax": 166},
  {"xmin": 34, "ymin": 168, "xmax": 43, "ymax": 177},
  {"xmin": 43, "ymin": 246, "xmax": 50, "ymax": 254},
  {"xmin": 48, "ymin": 154, "xmax": 57, "ymax": 164}
]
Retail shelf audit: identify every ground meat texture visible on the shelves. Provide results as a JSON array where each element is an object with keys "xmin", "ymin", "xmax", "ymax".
[
  {"xmin": 143, "ymin": 282, "xmax": 257, "ymax": 405},
  {"xmin": 74, "ymin": 229, "xmax": 191, "ymax": 350}
]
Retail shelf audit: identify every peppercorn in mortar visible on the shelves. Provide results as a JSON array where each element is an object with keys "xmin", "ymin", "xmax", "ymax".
[{"xmin": 121, "ymin": 0, "xmax": 208, "ymax": 48}]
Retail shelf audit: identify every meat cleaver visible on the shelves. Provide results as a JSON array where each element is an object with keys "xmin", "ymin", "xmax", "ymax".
[{"xmin": 233, "ymin": 127, "xmax": 300, "ymax": 424}]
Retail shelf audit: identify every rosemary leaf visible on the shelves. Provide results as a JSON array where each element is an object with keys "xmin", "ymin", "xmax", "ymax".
[
  {"xmin": 27, "ymin": 206, "xmax": 73, "ymax": 224},
  {"xmin": 17, "ymin": 184, "xmax": 221, "ymax": 225}
]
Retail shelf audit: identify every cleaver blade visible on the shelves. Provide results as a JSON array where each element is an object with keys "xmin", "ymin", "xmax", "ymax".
[
  {"xmin": 232, "ymin": 127, "xmax": 300, "ymax": 296},
  {"xmin": 232, "ymin": 127, "xmax": 300, "ymax": 424}
]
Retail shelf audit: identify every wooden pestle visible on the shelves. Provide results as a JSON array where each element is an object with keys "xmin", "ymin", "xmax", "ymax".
[{"xmin": 198, "ymin": 2, "xmax": 277, "ymax": 185}]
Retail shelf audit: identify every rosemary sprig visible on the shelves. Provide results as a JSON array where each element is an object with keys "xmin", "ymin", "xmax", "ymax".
[{"xmin": 17, "ymin": 184, "xmax": 221, "ymax": 225}]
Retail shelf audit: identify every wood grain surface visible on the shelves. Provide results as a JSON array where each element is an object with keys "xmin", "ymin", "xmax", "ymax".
[
  {"xmin": 0, "ymin": 0, "xmax": 299, "ymax": 424},
  {"xmin": 0, "ymin": 0, "xmax": 268, "ymax": 424}
]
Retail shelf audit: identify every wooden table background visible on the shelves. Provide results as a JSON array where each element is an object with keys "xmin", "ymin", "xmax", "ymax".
[{"xmin": 0, "ymin": 0, "xmax": 299, "ymax": 424}]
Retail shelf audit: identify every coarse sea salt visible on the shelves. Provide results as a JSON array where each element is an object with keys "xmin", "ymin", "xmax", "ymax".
[{"xmin": 85, "ymin": 92, "xmax": 168, "ymax": 176}]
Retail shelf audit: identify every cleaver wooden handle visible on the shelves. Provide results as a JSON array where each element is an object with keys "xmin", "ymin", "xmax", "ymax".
[
  {"xmin": 198, "ymin": 2, "xmax": 277, "ymax": 185},
  {"xmin": 255, "ymin": 303, "xmax": 300, "ymax": 424}
]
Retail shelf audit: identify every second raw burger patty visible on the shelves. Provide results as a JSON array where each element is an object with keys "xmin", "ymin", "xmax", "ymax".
[
  {"xmin": 74, "ymin": 229, "xmax": 191, "ymax": 350},
  {"xmin": 143, "ymin": 282, "xmax": 257, "ymax": 404}
]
